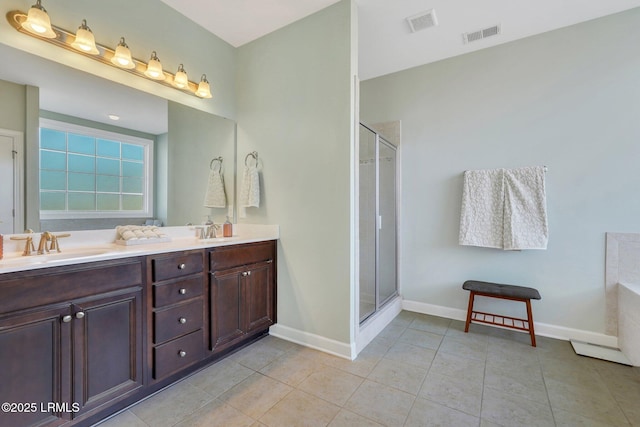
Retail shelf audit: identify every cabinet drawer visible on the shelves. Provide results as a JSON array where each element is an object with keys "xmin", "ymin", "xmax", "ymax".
[
  {"xmin": 153, "ymin": 330, "xmax": 204, "ymax": 379},
  {"xmin": 152, "ymin": 251, "xmax": 203, "ymax": 282},
  {"xmin": 153, "ymin": 276, "xmax": 203, "ymax": 308},
  {"xmin": 209, "ymin": 241, "xmax": 275, "ymax": 271},
  {"xmin": 154, "ymin": 299, "xmax": 203, "ymax": 344}
]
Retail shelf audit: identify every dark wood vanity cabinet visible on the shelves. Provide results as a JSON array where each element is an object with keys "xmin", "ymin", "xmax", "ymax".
[
  {"xmin": 209, "ymin": 241, "xmax": 276, "ymax": 353},
  {"xmin": 0, "ymin": 258, "xmax": 144, "ymax": 427},
  {"xmin": 148, "ymin": 250, "xmax": 206, "ymax": 381},
  {"xmin": 0, "ymin": 239, "xmax": 277, "ymax": 427}
]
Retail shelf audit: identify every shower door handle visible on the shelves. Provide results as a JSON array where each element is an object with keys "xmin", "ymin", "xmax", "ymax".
[{"xmin": 378, "ymin": 215, "xmax": 383, "ymax": 230}]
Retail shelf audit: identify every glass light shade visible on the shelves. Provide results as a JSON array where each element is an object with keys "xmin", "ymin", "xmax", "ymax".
[
  {"xmin": 71, "ymin": 20, "xmax": 99, "ymax": 55},
  {"xmin": 111, "ymin": 38, "xmax": 135, "ymax": 69},
  {"xmin": 21, "ymin": 0, "xmax": 56, "ymax": 38},
  {"xmin": 173, "ymin": 64, "xmax": 188, "ymax": 89},
  {"xmin": 144, "ymin": 52, "xmax": 164, "ymax": 80},
  {"xmin": 195, "ymin": 75, "xmax": 212, "ymax": 98}
]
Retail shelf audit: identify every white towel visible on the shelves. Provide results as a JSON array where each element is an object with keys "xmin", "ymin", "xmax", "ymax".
[
  {"xmin": 239, "ymin": 165, "xmax": 260, "ymax": 208},
  {"xmin": 459, "ymin": 166, "xmax": 548, "ymax": 250},
  {"xmin": 503, "ymin": 166, "xmax": 548, "ymax": 250},
  {"xmin": 203, "ymin": 168, "xmax": 227, "ymax": 208},
  {"xmin": 459, "ymin": 169, "xmax": 505, "ymax": 249}
]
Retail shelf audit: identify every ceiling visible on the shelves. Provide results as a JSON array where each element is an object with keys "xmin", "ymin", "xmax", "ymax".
[{"xmin": 160, "ymin": 0, "xmax": 640, "ymax": 80}]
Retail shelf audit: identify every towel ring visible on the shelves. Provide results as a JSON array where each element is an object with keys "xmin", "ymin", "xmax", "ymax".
[
  {"xmin": 245, "ymin": 151, "xmax": 258, "ymax": 167},
  {"xmin": 209, "ymin": 157, "xmax": 223, "ymax": 172}
]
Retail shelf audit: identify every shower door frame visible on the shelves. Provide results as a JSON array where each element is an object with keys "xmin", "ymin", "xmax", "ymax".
[{"xmin": 359, "ymin": 123, "xmax": 398, "ymax": 325}]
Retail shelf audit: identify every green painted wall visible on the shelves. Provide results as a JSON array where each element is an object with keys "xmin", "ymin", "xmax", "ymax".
[
  {"xmin": 361, "ymin": 8, "xmax": 640, "ymax": 336},
  {"xmin": 0, "ymin": 79, "xmax": 26, "ymax": 132},
  {"xmin": 236, "ymin": 0, "xmax": 356, "ymax": 345}
]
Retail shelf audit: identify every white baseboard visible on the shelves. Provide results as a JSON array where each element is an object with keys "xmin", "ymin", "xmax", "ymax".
[
  {"xmin": 269, "ymin": 324, "xmax": 354, "ymax": 360},
  {"xmin": 402, "ymin": 299, "xmax": 619, "ymax": 348}
]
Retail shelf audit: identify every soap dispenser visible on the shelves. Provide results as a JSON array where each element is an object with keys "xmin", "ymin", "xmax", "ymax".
[{"xmin": 223, "ymin": 217, "xmax": 232, "ymax": 237}]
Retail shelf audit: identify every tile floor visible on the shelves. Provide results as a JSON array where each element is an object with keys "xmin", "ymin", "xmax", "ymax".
[{"xmin": 98, "ymin": 311, "xmax": 640, "ymax": 426}]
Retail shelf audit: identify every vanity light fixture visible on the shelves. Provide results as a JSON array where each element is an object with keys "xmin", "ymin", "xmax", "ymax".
[
  {"xmin": 21, "ymin": 0, "xmax": 55, "ymax": 38},
  {"xmin": 173, "ymin": 64, "xmax": 188, "ymax": 89},
  {"xmin": 6, "ymin": 8, "xmax": 212, "ymax": 99},
  {"xmin": 111, "ymin": 37, "xmax": 135, "ymax": 69},
  {"xmin": 144, "ymin": 51, "xmax": 164, "ymax": 80},
  {"xmin": 196, "ymin": 74, "xmax": 213, "ymax": 98},
  {"xmin": 71, "ymin": 19, "xmax": 99, "ymax": 55}
]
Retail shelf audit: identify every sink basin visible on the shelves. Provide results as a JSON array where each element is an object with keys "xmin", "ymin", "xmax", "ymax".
[
  {"xmin": 0, "ymin": 248, "xmax": 113, "ymax": 267},
  {"xmin": 198, "ymin": 237, "xmax": 236, "ymax": 243}
]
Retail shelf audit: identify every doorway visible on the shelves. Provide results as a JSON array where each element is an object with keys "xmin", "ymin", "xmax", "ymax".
[
  {"xmin": 0, "ymin": 129, "xmax": 24, "ymax": 234},
  {"xmin": 359, "ymin": 123, "xmax": 397, "ymax": 324}
]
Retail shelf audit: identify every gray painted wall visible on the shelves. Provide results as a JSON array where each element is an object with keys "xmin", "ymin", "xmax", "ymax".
[
  {"xmin": 360, "ymin": 8, "xmax": 640, "ymax": 335},
  {"xmin": 236, "ymin": 0, "xmax": 356, "ymax": 344}
]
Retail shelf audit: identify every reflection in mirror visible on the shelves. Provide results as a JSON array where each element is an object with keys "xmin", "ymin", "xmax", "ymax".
[{"xmin": 0, "ymin": 43, "xmax": 236, "ymax": 232}]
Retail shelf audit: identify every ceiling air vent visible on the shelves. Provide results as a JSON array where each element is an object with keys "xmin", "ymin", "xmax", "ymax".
[
  {"xmin": 463, "ymin": 24, "xmax": 501, "ymax": 44},
  {"xmin": 407, "ymin": 9, "xmax": 438, "ymax": 33}
]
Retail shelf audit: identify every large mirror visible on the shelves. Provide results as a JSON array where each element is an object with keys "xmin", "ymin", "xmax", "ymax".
[{"xmin": 0, "ymin": 43, "xmax": 236, "ymax": 233}]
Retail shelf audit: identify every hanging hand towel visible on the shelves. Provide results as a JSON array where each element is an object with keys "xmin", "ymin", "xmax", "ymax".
[
  {"xmin": 459, "ymin": 168, "xmax": 505, "ymax": 248},
  {"xmin": 503, "ymin": 166, "xmax": 548, "ymax": 250},
  {"xmin": 239, "ymin": 164, "xmax": 260, "ymax": 208},
  {"xmin": 203, "ymin": 167, "xmax": 227, "ymax": 208}
]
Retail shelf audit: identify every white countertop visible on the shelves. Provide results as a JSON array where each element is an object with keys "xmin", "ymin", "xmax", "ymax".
[{"xmin": 0, "ymin": 224, "xmax": 279, "ymax": 274}]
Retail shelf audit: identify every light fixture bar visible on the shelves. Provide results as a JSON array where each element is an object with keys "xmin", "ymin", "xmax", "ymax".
[{"xmin": 6, "ymin": 10, "xmax": 209, "ymax": 98}]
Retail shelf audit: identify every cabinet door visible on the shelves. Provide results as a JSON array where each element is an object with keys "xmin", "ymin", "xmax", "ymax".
[
  {"xmin": 210, "ymin": 268, "xmax": 244, "ymax": 352},
  {"xmin": 72, "ymin": 288, "xmax": 143, "ymax": 418},
  {"xmin": 245, "ymin": 261, "xmax": 275, "ymax": 334},
  {"xmin": 0, "ymin": 305, "xmax": 72, "ymax": 427}
]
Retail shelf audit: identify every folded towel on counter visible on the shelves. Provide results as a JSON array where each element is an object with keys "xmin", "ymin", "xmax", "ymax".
[
  {"xmin": 239, "ymin": 165, "xmax": 260, "ymax": 208},
  {"xmin": 116, "ymin": 225, "xmax": 168, "ymax": 241},
  {"xmin": 459, "ymin": 166, "xmax": 548, "ymax": 250},
  {"xmin": 203, "ymin": 167, "xmax": 227, "ymax": 208}
]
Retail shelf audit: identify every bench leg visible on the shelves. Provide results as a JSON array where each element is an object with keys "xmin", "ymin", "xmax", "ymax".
[
  {"xmin": 526, "ymin": 299, "xmax": 536, "ymax": 347},
  {"xmin": 464, "ymin": 291, "xmax": 475, "ymax": 333}
]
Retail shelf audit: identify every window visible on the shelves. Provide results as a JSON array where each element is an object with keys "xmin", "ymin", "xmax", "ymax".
[{"xmin": 39, "ymin": 119, "xmax": 153, "ymax": 219}]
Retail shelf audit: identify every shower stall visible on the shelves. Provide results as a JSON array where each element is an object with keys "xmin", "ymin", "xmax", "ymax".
[{"xmin": 359, "ymin": 123, "xmax": 398, "ymax": 324}]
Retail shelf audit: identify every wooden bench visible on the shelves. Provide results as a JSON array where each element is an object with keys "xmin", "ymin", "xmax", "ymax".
[{"xmin": 463, "ymin": 280, "xmax": 541, "ymax": 346}]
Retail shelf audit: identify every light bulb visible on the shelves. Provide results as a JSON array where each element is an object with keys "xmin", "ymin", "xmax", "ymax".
[
  {"xmin": 21, "ymin": 0, "xmax": 56, "ymax": 38},
  {"xmin": 111, "ymin": 37, "xmax": 135, "ymax": 69},
  {"xmin": 173, "ymin": 64, "xmax": 188, "ymax": 89},
  {"xmin": 195, "ymin": 74, "xmax": 212, "ymax": 98},
  {"xmin": 71, "ymin": 19, "xmax": 99, "ymax": 55},
  {"xmin": 144, "ymin": 51, "xmax": 164, "ymax": 80}
]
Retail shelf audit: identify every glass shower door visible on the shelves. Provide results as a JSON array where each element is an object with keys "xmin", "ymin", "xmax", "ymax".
[
  {"xmin": 378, "ymin": 140, "xmax": 397, "ymax": 306},
  {"xmin": 359, "ymin": 124, "xmax": 397, "ymax": 324},
  {"xmin": 359, "ymin": 126, "xmax": 377, "ymax": 322}
]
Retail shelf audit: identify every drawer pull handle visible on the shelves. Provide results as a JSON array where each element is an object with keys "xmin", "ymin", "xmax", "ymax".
[
  {"xmin": 179, "ymin": 288, "xmax": 187, "ymax": 295},
  {"xmin": 62, "ymin": 315, "xmax": 72, "ymax": 323},
  {"xmin": 178, "ymin": 350, "xmax": 187, "ymax": 358},
  {"xmin": 179, "ymin": 317, "xmax": 187, "ymax": 324},
  {"xmin": 75, "ymin": 311, "xmax": 85, "ymax": 319},
  {"xmin": 178, "ymin": 263, "xmax": 186, "ymax": 270}
]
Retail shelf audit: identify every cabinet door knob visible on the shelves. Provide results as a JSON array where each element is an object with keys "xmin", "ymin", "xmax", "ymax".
[
  {"xmin": 178, "ymin": 263, "xmax": 186, "ymax": 270},
  {"xmin": 178, "ymin": 350, "xmax": 187, "ymax": 357},
  {"xmin": 179, "ymin": 288, "xmax": 187, "ymax": 295},
  {"xmin": 247, "ymin": 271, "xmax": 251, "ymax": 276},
  {"xmin": 179, "ymin": 317, "xmax": 187, "ymax": 324},
  {"xmin": 75, "ymin": 311, "xmax": 85, "ymax": 319},
  {"xmin": 62, "ymin": 315, "xmax": 72, "ymax": 323},
  {"xmin": 242, "ymin": 271, "xmax": 248, "ymax": 277}
]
